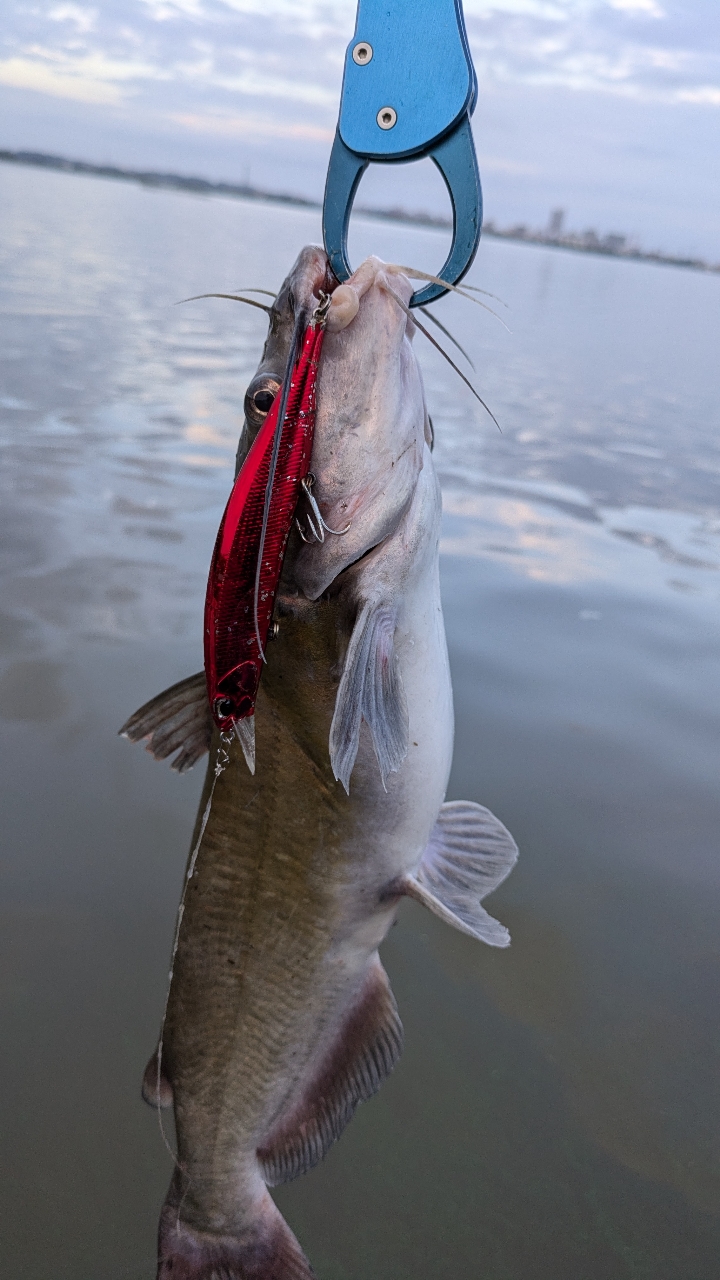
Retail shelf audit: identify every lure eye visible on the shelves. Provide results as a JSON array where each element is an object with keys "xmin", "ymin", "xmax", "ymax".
[{"xmin": 244, "ymin": 373, "xmax": 281, "ymax": 427}]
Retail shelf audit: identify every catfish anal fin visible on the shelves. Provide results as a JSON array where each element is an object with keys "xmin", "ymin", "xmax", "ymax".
[
  {"xmin": 258, "ymin": 958, "xmax": 403, "ymax": 1186},
  {"xmin": 119, "ymin": 671, "xmax": 212, "ymax": 773},
  {"xmin": 329, "ymin": 602, "xmax": 409, "ymax": 793},
  {"xmin": 403, "ymin": 800, "xmax": 518, "ymax": 947}
]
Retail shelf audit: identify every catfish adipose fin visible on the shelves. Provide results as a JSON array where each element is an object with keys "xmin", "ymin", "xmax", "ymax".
[
  {"xmin": 141, "ymin": 1051, "xmax": 173, "ymax": 1109},
  {"xmin": 329, "ymin": 601, "xmax": 409, "ymax": 794},
  {"xmin": 400, "ymin": 801, "xmax": 518, "ymax": 947},
  {"xmin": 119, "ymin": 672, "xmax": 212, "ymax": 773}
]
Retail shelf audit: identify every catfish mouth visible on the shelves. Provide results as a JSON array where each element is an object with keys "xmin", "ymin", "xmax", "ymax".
[
  {"xmin": 276, "ymin": 535, "xmax": 386, "ymax": 614},
  {"xmin": 334, "ymin": 536, "xmax": 386, "ymax": 579},
  {"xmin": 286, "ymin": 249, "xmax": 338, "ymax": 319}
]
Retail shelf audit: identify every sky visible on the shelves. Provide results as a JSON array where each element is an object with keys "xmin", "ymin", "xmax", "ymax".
[{"xmin": 1, "ymin": 0, "xmax": 719, "ymax": 258}]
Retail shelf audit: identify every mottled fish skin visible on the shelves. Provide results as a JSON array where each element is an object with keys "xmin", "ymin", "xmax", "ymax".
[{"xmin": 132, "ymin": 248, "xmax": 515, "ymax": 1280}]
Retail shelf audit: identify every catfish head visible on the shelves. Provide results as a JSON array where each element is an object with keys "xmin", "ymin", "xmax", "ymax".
[
  {"xmin": 294, "ymin": 256, "xmax": 430, "ymax": 601},
  {"xmin": 238, "ymin": 249, "xmax": 430, "ymax": 602}
]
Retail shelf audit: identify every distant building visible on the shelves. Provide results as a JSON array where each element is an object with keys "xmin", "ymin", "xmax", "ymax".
[{"xmin": 547, "ymin": 208, "xmax": 565, "ymax": 239}]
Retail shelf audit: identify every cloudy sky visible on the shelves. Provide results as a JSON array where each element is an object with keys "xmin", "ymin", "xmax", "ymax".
[{"xmin": 1, "ymin": 0, "xmax": 718, "ymax": 257}]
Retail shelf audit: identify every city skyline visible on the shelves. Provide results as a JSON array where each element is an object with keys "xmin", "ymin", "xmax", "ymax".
[{"xmin": 3, "ymin": 147, "xmax": 716, "ymax": 274}]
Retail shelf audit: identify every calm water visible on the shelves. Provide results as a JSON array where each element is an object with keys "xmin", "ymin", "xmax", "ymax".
[{"xmin": 1, "ymin": 161, "xmax": 719, "ymax": 1280}]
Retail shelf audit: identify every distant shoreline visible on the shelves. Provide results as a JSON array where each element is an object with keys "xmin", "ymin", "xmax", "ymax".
[{"xmin": 2, "ymin": 148, "xmax": 717, "ymax": 276}]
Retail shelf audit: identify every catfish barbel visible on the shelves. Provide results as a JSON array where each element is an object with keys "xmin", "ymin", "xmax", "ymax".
[{"xmin": 121, "ymin": 247, "xmax": 518, "ymax": 1280}]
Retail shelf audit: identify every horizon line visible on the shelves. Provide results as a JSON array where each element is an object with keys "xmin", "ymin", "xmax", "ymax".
[{"xmin": 1, "ymin": 148, "xmax": 717, "ymax": 277}]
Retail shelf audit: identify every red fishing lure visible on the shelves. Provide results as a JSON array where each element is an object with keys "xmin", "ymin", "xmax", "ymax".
[{"xmin": 204, "ymin": 312, "xmax": 326, "ymax": 731}]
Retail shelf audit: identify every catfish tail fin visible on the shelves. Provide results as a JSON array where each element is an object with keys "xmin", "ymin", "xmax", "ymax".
[{"xmin": 158, "ymin": 1189, "xmax": 315, "ymax": 1280}]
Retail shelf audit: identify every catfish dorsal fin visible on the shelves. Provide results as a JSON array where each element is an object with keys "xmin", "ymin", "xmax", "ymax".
[
  {"xmin": 329, "ymin": 601, "xmax": 409, "ymax": 793},
  {"xmin": 403, "ymin": 800, "xmax": 518, "ymax": 947},
  {"xmin": 119, "ymin": 671, "xmax": 212, "ymax": 773},
  {"xmin": 257, "ymin": 957, "xmax": 403, "ymax": 1187}
]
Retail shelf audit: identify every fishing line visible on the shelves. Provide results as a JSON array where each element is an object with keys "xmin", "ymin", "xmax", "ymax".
[
  {"xmin": 153, "ymin": 730, "xmax": 234, "ymax": 1169},
  {"xmin": 252, "ymin": 308, "xmax": 306, "ymax": 662}
]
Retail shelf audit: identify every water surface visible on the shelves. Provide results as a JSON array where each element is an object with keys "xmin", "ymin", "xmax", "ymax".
[{"xmin": 1, "ymin": 161, "xmax": 719, "ymax": 1279}]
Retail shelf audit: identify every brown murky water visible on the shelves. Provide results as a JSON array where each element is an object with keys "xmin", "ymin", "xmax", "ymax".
[{"xmin": 1, "ymin": 160, "xmax": 719, "ymax": 1279}]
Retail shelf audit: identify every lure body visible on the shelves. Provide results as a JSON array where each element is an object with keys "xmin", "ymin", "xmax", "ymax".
[{"xmin": 204, "ymin": 321, "xmax": 325, "ymax": 731}]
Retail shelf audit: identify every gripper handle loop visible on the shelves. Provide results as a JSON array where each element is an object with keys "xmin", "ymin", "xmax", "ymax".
[{"xmin": 322, "ymin": 115, "xmax": 482, "ymax": 308}]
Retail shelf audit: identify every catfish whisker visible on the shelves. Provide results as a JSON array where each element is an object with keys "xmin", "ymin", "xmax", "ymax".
[
  {"xmin": 385, "ymin": 265, "xmax": 511, "ymax": 330},
  {"xmin": 458, "ymin": 284, "xmax": 509, "ymax": 307},
  {"xmin": 231, "ymin": 288, "xmax": 278, "ymax": 299},
  {"xmin": 418, "ymin": 306, "xmax": 475, "ymax": 369},
  {"xmin": 384, "ymin": 285, "xmax": 501, "ymax": 432},
  {"xmin": 176, "ymin": 293, "xmax": 272, "ymax": 314}
]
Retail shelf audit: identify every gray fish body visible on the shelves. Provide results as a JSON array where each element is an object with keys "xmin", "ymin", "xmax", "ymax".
[
  {"xmin": 123, "ymin": 248, "xmax": 517, "ymax": 1279},
  {"xmin": 165, "ymin": 471, "xmax": 450, "ymax": 1243}
]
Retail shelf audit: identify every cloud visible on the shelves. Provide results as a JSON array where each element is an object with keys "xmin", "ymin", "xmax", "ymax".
[
  {"xmin": 47, "ymin": 4, "xmax": 98, "ymax": 33},
  {"xmin": 464, "ymin": 2, "xmax": 720, "ymax": 103},
  {"xmin": 0, "ymin": 44, "xmax": 169, "ymax": 106},
  {"xmin": 1, "ymin": 0, "xmax": 717, "ymax": 120},
  {"xmin": 189, "ymin": 65, "xmax": 337, "ymax": 107},
  {"xmin": 167, "ymin": 108, "xmax": 333, "ymax": 141},
  {"xmin": 675, "ymin": 84, "xmax": 720, "ymax": 104},
  {"xmin": 608, "ymin": 0, "xmax": 665, "ymax": 16},
  {"xmin": 0, "ymin": 55, "xmax": 121, "ymax": 105}
]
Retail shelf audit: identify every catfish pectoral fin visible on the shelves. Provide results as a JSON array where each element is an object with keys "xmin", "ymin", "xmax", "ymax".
[
  {"xmin": 157, "ymin": 1191, "xmax": 316, "ymax": 1280},
  {"xmin": 258, "ymin": 956, "xmax": 403, "ymax": 1187},
  {"xmin": 329, "ymin": 601, "xmax": 409, "ymax": 793},
  {"xmin": 403, "ymin": 800, "xmax": 519, "ymax": 947},
  {"xmin": 119, "ymin": 672, "xmax": 212, "ymax": 772}
]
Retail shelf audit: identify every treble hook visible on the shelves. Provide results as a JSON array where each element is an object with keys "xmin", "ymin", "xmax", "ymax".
[{"xmin": 295, "ymin": 475, "xmax": 352, "ymax": 544}]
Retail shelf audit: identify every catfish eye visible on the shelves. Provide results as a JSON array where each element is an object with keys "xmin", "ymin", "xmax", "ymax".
[
  {"xmin": 254, "ymin": 390, "xmax": 274, "ymax": 413},
  {"xmin": 244, "ymin": 373, "xmax": 281, "ymax": 427}
]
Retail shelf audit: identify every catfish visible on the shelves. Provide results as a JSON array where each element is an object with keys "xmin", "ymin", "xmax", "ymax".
[{"xmin": 121, "ymin": 247, "xmax": 518, "ymax": 1279}]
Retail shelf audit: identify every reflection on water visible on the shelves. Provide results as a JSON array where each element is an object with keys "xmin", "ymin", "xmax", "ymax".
[
  {"xmin": 1, "ymin": 161, "xmax": 719, "ymax": 1279},
  {"xmin": 442, "ymin": 485, "xmax": 720, "ymax": 591}
]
